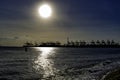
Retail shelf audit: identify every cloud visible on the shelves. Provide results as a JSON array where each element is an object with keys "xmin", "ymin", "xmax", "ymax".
[
  {"xmin": 0, "ymin": 37, "xmax": 18, "ymax": 41},
  {"xmin": 13, "ymin": 36, "xmax": 19, "ymax": 40},
  {"xmin": 0, "ymin": 36, "xmax": 34, "ymax": 46}
]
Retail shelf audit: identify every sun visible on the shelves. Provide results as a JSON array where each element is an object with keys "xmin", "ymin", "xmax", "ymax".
[{"xmin": 39, "ymin": 4, "xmax": 52, "ymax": 18}]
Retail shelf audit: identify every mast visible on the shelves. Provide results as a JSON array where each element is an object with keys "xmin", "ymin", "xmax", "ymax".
[{"xmin": 67, "ymin": 37, "xmax": 70, "ymax": 45}]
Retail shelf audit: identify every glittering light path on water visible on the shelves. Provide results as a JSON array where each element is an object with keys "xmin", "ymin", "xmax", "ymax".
[{"xmin": 34, "ymin": 47, "xmax": 56, "ymax": 78}]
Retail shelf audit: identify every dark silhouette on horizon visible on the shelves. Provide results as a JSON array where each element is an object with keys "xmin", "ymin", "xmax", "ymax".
[{"xmin": 23, "ymin": 38, "xmax": 120, "ymax": 48}]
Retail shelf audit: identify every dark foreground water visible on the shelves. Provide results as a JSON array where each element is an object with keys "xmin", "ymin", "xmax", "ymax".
[{"xmin": 0, "ymin": 47, "xmax": 120, "ymax": 80}]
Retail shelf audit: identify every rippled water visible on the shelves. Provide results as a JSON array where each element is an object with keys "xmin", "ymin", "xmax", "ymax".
[{"xmin": 0, "ymin": 47, "xmax": 120, "ymax": 80}]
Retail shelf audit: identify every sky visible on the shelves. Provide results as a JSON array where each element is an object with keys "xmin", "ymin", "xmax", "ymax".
[{"xmin": 0, "ymin": 0, "xmax": 120, "ymax": 46}]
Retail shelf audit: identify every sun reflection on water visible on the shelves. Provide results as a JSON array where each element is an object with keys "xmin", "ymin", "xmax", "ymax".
[{"xmin": 34, "ymin": 47, "xmax": 56, "ymax": 78}]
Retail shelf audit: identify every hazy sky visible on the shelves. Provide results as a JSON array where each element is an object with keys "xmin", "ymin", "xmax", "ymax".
[{"xmin": 0, "ymin": 0, "xmax": 120, "ymax": 46}]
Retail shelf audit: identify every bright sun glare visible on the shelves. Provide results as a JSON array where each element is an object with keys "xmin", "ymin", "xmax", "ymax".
[
  {"xmin": 40, "ymin": 47, "xmax": 54, "ymax": 56},
  {"xmin": 39, "ymin": 4, "xmax": 52, "ymax": 18}
]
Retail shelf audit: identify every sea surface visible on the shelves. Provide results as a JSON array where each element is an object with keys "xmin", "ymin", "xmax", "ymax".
[{"xmin": 0, "ymin": 47, "xmax": 120, "ymax": 80}]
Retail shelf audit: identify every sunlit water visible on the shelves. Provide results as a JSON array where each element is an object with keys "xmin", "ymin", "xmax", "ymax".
[
  {"xmin": 0, "ymin": 47, "xmax": 120, "ymax": 80},
  {"xmin": 33, "ymin": 47, "xmax": 56, "ymax": 78}
]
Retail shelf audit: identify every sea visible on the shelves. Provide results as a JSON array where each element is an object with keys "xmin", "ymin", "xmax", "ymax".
[{"xmin": 0, "ymin": 47, "xmax": 120, "ymax": 80}]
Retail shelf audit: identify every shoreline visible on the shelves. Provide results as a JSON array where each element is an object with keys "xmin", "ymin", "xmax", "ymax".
[
  {"xmin": 0, "ymin": 46, "xmax": 120, "ymax": 48},
  {"xmin": 23, "ymin": 45, "xmax": 120, "ymax": 48}
]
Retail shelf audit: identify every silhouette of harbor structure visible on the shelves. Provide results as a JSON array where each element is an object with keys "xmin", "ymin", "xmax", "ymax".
[{"xmin": 23, "ymin": 37, "xmax": 120, "ymax": 48}]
